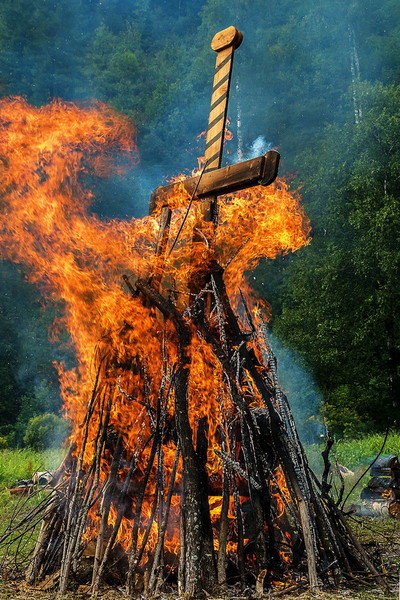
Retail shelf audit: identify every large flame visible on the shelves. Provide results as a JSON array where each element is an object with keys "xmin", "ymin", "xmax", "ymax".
[{"xmin": 0, "ymin": 97, "xmax": 310, "ymax": 563}]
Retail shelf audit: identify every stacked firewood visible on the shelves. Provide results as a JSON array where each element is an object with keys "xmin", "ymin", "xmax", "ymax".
[{"xmin": 5, "ymin": 266, "xmax": 384, "ymax": 598}]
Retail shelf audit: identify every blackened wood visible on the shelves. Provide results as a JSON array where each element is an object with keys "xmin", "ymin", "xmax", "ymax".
[
  {"xmin": 70, "ymin": 387, "xmax": 113, "ymax": 575},
  {"xmin": 149, "ymin": 151, "xmax": 280, "ymax": 214},
  {"xmin": 25, "ymin": 495, "xmax": 64, "ymax": 584},
  {"xmin": 238, "ymin": 414, "xmax": 269, "ymax": 572},
  {"xmin": 129, "ymin": 484, "xmax": 159, "ymax": 575},
  {"xmin": 178, "ymin": 498, "xmax": 186, "ymax": 596},
  {"xmin": 196, "ymin": 417, "xmax": 217, "ymax": 580},
  {"xmin": 147, "ymin": 206, "xmax": 172, "ymax": 292},
  {"xmin": 232, "ymin": 471, "xmax": 246, "ymax": 588},
  {"xmin": 332, "ymin": 505, "xmax": 388, "ymax": 590},
  {"xmin": 135, "ymin": 278, "xmax": 217, "ymax": 596},
  {"xmin": 175, "ymin": 360, "xmax": 217, "ymax": 596},
  {"xmin": 58, "ymin": 373, "xmax": 105, "ymax": 596},
  {"xmin": 91, "ymin": 435, "xmax": 123, "ymax": 593},
  {"xmin": 126, "ymin": 432, "xmax": 159, "ymax": 595},
  {"xmin": 149, "ymin": 447, "xmax": 180, "ymax": 593},
  {"xmin": 321, "ymin": 429, "xmax": 334, "ymax": 499},
  {"xmin": 370, "ymin": 455, "xmax": 400, "ymax": 477},
  {"xmin": 367, "ymin": 476, "xmax": 391, "ymax": 489},
  {"xmin": 93, "ymin": 453, "xmax": 137, "ymax": 592},
  {"xmin": 217, "ymin": 433, "xmax": 230, "ymax": 586},
  {"xmin": 195, "ymin": 270, "xmax": 321, "ymax": 588}
]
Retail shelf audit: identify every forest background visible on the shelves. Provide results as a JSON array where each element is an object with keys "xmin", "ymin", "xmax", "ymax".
[{"xmin": 0, "ymin": 0, "xmax": 399, "ymax": 448}]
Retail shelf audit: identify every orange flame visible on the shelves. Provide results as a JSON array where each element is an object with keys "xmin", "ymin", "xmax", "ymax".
[{"xmin": 0, "ymin": 97, "xmax": 310, "ymax": 564}]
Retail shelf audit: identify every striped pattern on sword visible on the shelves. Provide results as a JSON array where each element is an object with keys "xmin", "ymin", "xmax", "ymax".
[{"xmin": 204, "ymin": 46, "xmax": 235, "ymax": 172}]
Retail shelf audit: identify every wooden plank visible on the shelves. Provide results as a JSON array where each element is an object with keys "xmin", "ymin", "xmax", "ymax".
[{"xmin": 149, "ymin": 150, "xmax": 280, "ymax": 214}]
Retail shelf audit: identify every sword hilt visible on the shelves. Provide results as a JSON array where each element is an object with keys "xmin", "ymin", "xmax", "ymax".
[{"xmin": 204, "ymin": 26, "xmax": 243, "ymax": 173}]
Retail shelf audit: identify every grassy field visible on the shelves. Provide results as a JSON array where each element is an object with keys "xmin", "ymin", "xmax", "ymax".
[
  {"xmin": 0, "ymin": 448, "xmax": 65, "ymax": 528},
  {"xmin": 0, "ymin": 448, "xmax": 65, "ymax": 488},
  {"xmin": 306, "ymin": 431, "xmax": 400, "ymax": 471},
  {"xmin": 0, "ymin": 438, "xmax": 399, "ymax": 599},
  {"xmin": 0, "ymin": 448, "xmax": 66, "ymax": 579},
  {"xmin": 305, "ymin": 431, "xmax": 400, "ymax": 505}
]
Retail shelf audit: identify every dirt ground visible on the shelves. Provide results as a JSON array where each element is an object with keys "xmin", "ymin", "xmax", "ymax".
[
  {"xmin": 0, "ymin": 581, "xmax": 397, "ymax": 600},
  {"xmin": 0, "ymin": 517, "xmax": 399, "ymax": 600}
]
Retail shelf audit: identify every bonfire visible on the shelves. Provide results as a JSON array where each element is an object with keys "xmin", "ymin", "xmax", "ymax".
[{"xmin": 0, "ymin": 26, "xmax": 385, "ymax": 599}]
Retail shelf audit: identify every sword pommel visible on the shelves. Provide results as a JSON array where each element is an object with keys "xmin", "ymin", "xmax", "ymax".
[{"xmin": 211, "ymin": 26, "xmax": 243, "ymax": 52}]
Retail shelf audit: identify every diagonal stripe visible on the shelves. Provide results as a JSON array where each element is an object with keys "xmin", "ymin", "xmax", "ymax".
[
  {"xmin": 209, "ymin": 92, "xmax": 227, "ymax": 114},
  {"xmin": 204, "ymin": 151, "xmax": 221, "ymax": 171},
  {"xmin": 214, "ymin": 53, "xmax": 232, "ymax": 75},
  {"xmin": 205, "ymin": 130, "xmax": 223, "ymax": 151},
  {"xmin": 207, "ymin": 111, "xmax": 224, "ymax": 131},
  {"xmin": 212, "ymin": 71, "xmax": 230, "ymax": 95}
]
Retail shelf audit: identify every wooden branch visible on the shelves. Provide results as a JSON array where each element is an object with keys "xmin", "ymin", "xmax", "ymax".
[
  {"xmin": 149, "ymin": 151, "xmax": 280, "ymax": 214},
  {"xmin": 149, "ymin": 447, "xmax": 180, "ymax": 593},
  {"xmin": 91, "ymin": 436, "xmax": 123, "ymax": 593},
  {"xmin": 321, "ymin": 428, "xmax": 334, "ymax": 499},
  {"xmin": 134, "ymin": 278, "xmax": 217, "ymax": 595},
  {"xmin": 92, "ymin": 452, "xmax": 137, "ymax": 594},
  {"xmin": 147, "ymin": 206, "xmax": 172, "ymax": 291},
  {"xmin": 126, "ymin": 432, "xmax": 159, "ymax": 595},
  {"xmin": 58, "ymin": 371, "xmax": 104, "ymax": 596},
  {"xmin": 231, "ymin": 463, "xmax": 246, "ymax": 588},
  {"xmin": 217, "ymin": 432, "xmax": 230, "ymax": 587},
  {"xmin": 25, "ymin": 494, "xmax": 64, "ymax": 584},
  {"xmin": 298, "ymin": 499, "xmax": 319, "ymax": 590}
]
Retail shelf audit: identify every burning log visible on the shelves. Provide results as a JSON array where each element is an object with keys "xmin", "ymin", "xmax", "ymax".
[{"xmin": 21, "ymin": 265, "xmax": 386, "ymax": 595}]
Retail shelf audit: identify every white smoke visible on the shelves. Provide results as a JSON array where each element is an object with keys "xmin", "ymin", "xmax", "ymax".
[
  {"xmin": 247, "ymin": 135, "xmax": 273, "ymax": 159},
  {"xmin": 230, "ymin": 135, "xmax": 273, "ymax": 164}
]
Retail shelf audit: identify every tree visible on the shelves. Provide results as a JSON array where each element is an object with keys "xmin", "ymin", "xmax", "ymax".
[
  {"xmin": 23, "ymin": 413, "xmax": 70, "ymax": 451},
  {"xmin": 274, "ymin": 83, "xmax": 400, "ymax": 436}
]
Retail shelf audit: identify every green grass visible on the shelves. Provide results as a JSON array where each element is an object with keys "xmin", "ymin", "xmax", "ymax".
[
  {"xmin": 305, "ymin": 431, "xmax": 400, "ymax": 506},
  {"xmin": 0, "ymin": 448, "xmax": 65, "ymax": 489},
  {"xmin": 0, "ymin": 449, "xmax": 66, "ymax": 576},
  {"xmin": 0, "ymin": 449, "xmax": 65, "ymax": 546},
  {"xmin": 331, "ymin": 431, "xmax": 400, "ymax": 468},
  {"xmin": 305, "ymin": 431, "xmax": 400, "ymax": 472}
]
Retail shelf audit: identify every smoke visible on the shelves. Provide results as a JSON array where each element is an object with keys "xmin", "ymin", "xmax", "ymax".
[
  {"xmin": 0, "ymin": 262, "xmax": 68, "ymax": 442},
  {"xmin": 268, "ymin": 333, "xmax": 324, "ymax": 445},
  {"xmin": 229, "ymin": 135, "xmax": 273, "ymax": 165},
  {"xmin": 247, "ymin": 135, "xmax": 273, "ymax": 158}
]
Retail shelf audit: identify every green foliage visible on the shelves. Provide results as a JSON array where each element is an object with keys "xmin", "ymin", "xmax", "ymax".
[
  {"xmin": 274, "ymin": 83, "xmax": 400, "ymax": 435},
  {"xmin": 23, "ymin": 414, "xmax": 70, "ymax": 452},
  {"xmin": 333, "ymin": 431, "xmax": 400, "ymax": 467}
]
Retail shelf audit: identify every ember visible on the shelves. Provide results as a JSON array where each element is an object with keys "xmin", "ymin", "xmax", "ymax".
[{"xmin": 0, "ymin": 26, "xmax": 385, "ymax": 599}]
